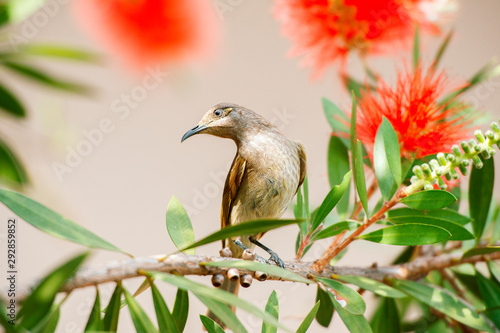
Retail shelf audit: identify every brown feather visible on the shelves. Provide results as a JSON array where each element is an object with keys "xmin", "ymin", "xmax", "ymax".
[{"xmin": 221, "ymin": 154, "xmax": 246, "ymax": 248}]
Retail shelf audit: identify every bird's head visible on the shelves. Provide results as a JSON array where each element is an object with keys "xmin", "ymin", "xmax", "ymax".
[{"xmin": 181, "ymin": 103, "xmax": 250, "ymax": 142}]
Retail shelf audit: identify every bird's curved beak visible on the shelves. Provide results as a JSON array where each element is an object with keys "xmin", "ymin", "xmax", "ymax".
[{"xmin": 181, "ymin": 124, "xmax": 208, "ymax": 142}]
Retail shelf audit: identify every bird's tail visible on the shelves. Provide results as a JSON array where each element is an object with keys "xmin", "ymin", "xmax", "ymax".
[{"xmin": 206, "ymin": 277, "xmax": 239, "ymax": 328}]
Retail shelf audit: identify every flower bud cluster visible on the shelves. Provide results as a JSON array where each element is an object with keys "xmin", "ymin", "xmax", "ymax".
[{"xmin": 405, "ymin": 122, "xmax": 500, "ymax": 195}]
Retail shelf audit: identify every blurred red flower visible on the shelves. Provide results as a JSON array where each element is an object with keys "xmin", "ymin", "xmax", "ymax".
[
  {"xmin": 355, "ymin": 65, "xmax": 471, "ymax": 160},
  {"xmin": 74, "ymin": 0, "xmax": 218, "ymax": 71},
  {"xmin": 274, "ymin": 0, "xmax": 451, "ymax": 77}
]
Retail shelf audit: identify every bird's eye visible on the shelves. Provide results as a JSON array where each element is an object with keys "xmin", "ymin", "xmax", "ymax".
[{"xmin": 213, "ymin": 109, "xmax": 223, "ymax": 117}]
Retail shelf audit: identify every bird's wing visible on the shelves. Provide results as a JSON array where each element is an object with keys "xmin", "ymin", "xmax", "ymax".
[
  {"xmin": 221, "ymin": 154, "xmax": 247, "ymax": 247},
  {"xmin": 296, "ymin": 142, "xmax": 307, "ymax": 192}
]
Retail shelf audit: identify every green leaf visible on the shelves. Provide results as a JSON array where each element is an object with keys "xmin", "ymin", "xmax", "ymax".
[
  {"xmin": 386, "ymin": 209, "xmax": 474, "ymax": 241},
  {"xmin": 179, "ymin": 219, "xmax": 302, "ymax": 252},
  {"xmin": 312, "ymin": 221, "xmax": 360, "ymax": 240},
  {"xmin": 303, "ymin": 175, "xmax": 310, "ymax": 219},
  {"xmin": 150, "ymin": 282, "xmax": 179, "ymax": 333},
  {"xmin": 18, "ymin": 252, "xmax": 88, "ymax": 330},
  {"xmin": 350, "ymin": 93, "xmax": 357, "ymax": 172},
  {"xmin": 124, "ymin": 288, "xmax": 158, "ymax": 333},
  {"xmin": 322, "ymin": 97, "xmax": 350, "ymax": 141},
  {"xmin": 370, "ymin": 298, "xmax": 400, "ymax": 333},
  {"xmin": 312, "ymin": 171, "xmax": 352, "ymax": 230},
  {"xmin": 392, "ymin": 279, "xmax": 493, "ymax": 332},
  {"xmin": 196, "ymin": 294, "xmax": 247, "ymax": 333},
  {"xmin": 103, "ymin": 282, "xmax": 123, "ymax": 332},
  {"xmin": 357, "ymin": 224, "xmax": 451, "ymax": 245},
  {"xmin": 469, "ymin": 156, "xmax": 494, "ymax": 239},
  {"xmin": 5, "ymin": 0, "xmax": 48, "ymax": 23},
  {"xmin": 33, "ymin": 302, "xmax": 61, "ymax": 333},
  {"xmin": 462, "ymin": 246, "xmax": 500, "ymax": 259},
  {"xmin": 433, "ymin": 30, "xmax": 454, "ymax": 69},
  {"xmin": 315, "ymin": 285, "xmax": 334, "ymax": 327},
  {"xmin": 0, "ymin": 188, "xmax": 126, "ymax": 254},
  {"xmin": 296, "ymin": 301, "xmax": 320, "ymax": 333},
  {"xmin": 387, "ymin": 208, "xmax": 470, "ymax": 225},
  {"xmin": 335, "ymin": 275, "xmax": 406, "ymax": 298},
  {"xmin": 262, "ymin": 291, "xmax": 279, "ymax": 333},
  {"xmin": 166, "ymin": 196, "xmax": 195, "ymax": 255},
  {"xmin": 200, "ymin": 315, "xmax": 226, "ymax": 333},
  {"xmin": 374, "ymin": 118, "xmax": 400, "ymax": 200},
  {"xmin": 2, "ymin": 61, "xmax": 91, "ymax": 94},
  {"xmin": 202, "ymin": 260, "xmax": 310, "ymax": 284},
  {"xmin": 172, "ymin": 288, "xmax": 189, "ymax": 332},
  {"xmin": 476, "ymin": 272, "xmax": 500, "ymax": 328},
  {"xmin": 489, "ymin": 261, "xmax": 500, "ymax": 286},
  {"xmin": 147, "ymin": 272, "xmax": 292, "ymax": 332},
  {"xmin": 84, "ymin": 288, "xmax": 102, "ymax": 332},
  {"xmin": 315, "ymin": 277, "xmax": 366, "ymax": 315},
  {"xmin": 413, "ymin": 26, "xmax": 420, "ymax": 70},
  {"xmin": 19, "ymin": 44, "xmax": 100, "ymax": 62},
  {"xmin": 0, "ymin": 137, "xmax": 29, "ymax": 185},
  {"xmin": 344, "ymin": 76, "xmax": 376, "ymax": 99},
  {"xmin": 328, "ymin": 291, "xmax": 372, "ymax": 333},
  {"xmin": 0, "ymin": 81, "xmax": 25, "ymax": 117},
  {"xmin": 400, "ymin": 190, "xmax": 457, "ymax": 210},
  {"xmin": 355, "ymin": 140, "xmax": 368, "ymax": 213},
  {"xmin": 328, "ymin": 136, "xmax": 351, "ymax": 217}
]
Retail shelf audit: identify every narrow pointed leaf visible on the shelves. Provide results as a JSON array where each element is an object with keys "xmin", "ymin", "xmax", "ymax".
[
  {"xmin": 335, "ymin": 275, "xmax": 406, "ymax": 298},
  {"xmin": 296, "ymin": 301, "xmax": 320, "ymax": 333},
  {"xmin": 150, "ymin": 282, "xmax": 179, "ymax": 333},
  {"xmin": 103, "ymin": 283, "xmax": 123, "ymax": 332},
  {"xmin": 2, "ymin": 61, "xmax": 91, "ymax": 94},
  {"xmin": 315, "ymin": 285, "xmax": 334, "ymax": 327},
  {"xmin": 202, "ymin": 260, "xmax": 310, "ymax": 284},
  {"xmin": 147, "ymin": 272, "xmax": 292, "ymax": 332},
  {"xmin": 476, "ymin": 272, "xmax": 500, "ymax": 328},
  {"xmin": 350, "ymin": 93, "xmax": 357, "ymax": 174},
  {"xmin": 370, "ymin": 298, "xmax": 400, "ymax": 333},
  {"xmin": 387, "ymin": 208, "xmax": 470, "ymax": 225},
  {"xmin": 327, "ymin": 291, "xmax": 372, "ymax": 333},
  {"xmin": 172, "ymin": 288, "xmax": 189, "ymax": 332},
  {"xmin": 312, "ymin": 171, "xmax": 352, "ymax": 230},
  {"xmin": 196, "ymin": 294, "xmax": 247, "ymax": 333},
  {"xmin": 0, "ymin": 137, "xmax": 29, "ymax": 185},
  {"xmin": 322, "ymin": 97, "xmax": 350, "ymax": 141},
  {"xmin": 374, "ymin": 119, "xmax": 399, "ymax": 200},
  {"xmin": 166, "ymin": 196, "xmax": 195, "ymax": 254},
  {"xmin": 469, "ymin": 156, "xmax": 494, "ymax": 239},
  {"xmin": 328, "ymin": 136, "xmax": 350, "ymax": 217},
  {"xmin": 262, "ymin": 290, "xmax": 279, "ymax": 333},
  {"xmin": 0, "ymin": 188, "xmax": 126, "ymax": 253},
  {"xmin": 19, "ymin": 252, "xmax": 88, "ymax": 330},
  {"xmin": 20, "ymin": 44, "xmax": 100, "ymax": 62},
  {"xmin": 200, "ymin": 315, "xmax": 226, "ymax": 333},
  {"xmin": 413, "ymin": 26, "xmax": 420, "ymax": 70},
  {"xmin": 315, "ymin": 277, "xmax": 366, "ymax": 315},
  {"xmin": 84, "ymin": 288, "xmax": 102, "ymax": 332},
  {"xmin": 355, "ymin": 140, "xmax": 368, "ymax": 213},
  {"xmin": 462, "ymin": 246, "xmax": 500, "ymax": 259},
  {"xmin": 0, "ymin": 81, "xmax": 25, "ymax": 117},
  {"xmin": 433, "ymin": 30, "xmax": 454, "ymax": 69},
  {"xmin": 392, "ymin": 279, "xmax": 493, "ymax": 332},
  {"xmin": 124, "ymin": 288, "xmax": 158, "ymax": 333},
  {"xmin": 303, "ymin": 176, "xmax": 310, "ymax": 219},
  {"xmin": 489, "ymin": 261, "xmax": 500, "ymax": 286},
  {"xmin": 400, "ymin": 190, "xmax": 457, "ymax": 210},
  {"xmin": 34, "ymin": 303, "xmax": 61, "ymax": 333},
  {"xmin": 312, "ymin": 221, "xmax": 360, "ymax": 240},
  {"xmin": 357, "ymin": 224, "xmax": 451, "ymax": 245},
  {"xmin": 179, "ymin": 219, "xmax": 302, "ymax": 252}
]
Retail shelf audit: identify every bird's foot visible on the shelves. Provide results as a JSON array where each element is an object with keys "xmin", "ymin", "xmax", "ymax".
[{"xmin": 268, "ymin": 251, "xmax": 285, "ymax": 269}]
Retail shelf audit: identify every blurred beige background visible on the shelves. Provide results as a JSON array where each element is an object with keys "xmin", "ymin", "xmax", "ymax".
[{"xmin": 1, "ymin": 1, "xmax": 500, "ymax": 332}]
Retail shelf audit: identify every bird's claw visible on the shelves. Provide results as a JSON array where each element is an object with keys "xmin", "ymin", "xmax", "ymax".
[
  {"xmin": 269, "ymin": 252, "xmax": 285, "ymax": 268},
  {"xmin": 254, "ymin": 255, "xmax": 268, "ymax": 264}
]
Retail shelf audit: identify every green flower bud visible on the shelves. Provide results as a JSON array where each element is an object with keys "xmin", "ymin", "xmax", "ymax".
[{"xmin": 475, "ymin": 130, "xmax": 486, "ymax": 143}]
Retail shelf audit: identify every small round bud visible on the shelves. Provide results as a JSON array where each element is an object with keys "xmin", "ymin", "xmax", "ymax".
[
  {"xmin": 413, "ymin": 165, "xmax": 424, "ymax": 179},
  {"xmin": 227, "ymin": 268, "xmax": 239, "ymax": 281},
  {"xmin": 429, "ymin": 159, "xmax": 439, "ymax": 171},
  {"xmin": 424, "ymin": 183, "xmax": 434, "ymax": 191},
  {"xmin": 460, "ymin": 141, "xmax": 471, "ymax": 154},
  {"xmin": 475, "ymin": 130, "xmax": 486, "ymax": 143},
  {"xmin": 410, "ymin": 175, "xmax": 419, "ymax": 184},
  {"xmin": 491, "ymin": 122, "xmax": 500, "ymax": 134},
  {"xmin": 437, "ymin": 153, "xmax": 448, "ymax": 166},
  {"xmin": 211, "ymin": 274, "xmax": 225, "ymax": 287},
  {"xmin": 220, "ymin": 247, "xmax": 233, "ymax": 258},
  {"xmin": 421, "ymin": 164, "xmax": 432, "ymax": 178},
  {"xmin": 469, "ymin": 139, "xmax": 479, "ymax": 153},
  {"xmin": 488, "ymin": 147, "xmax": 496, "ymax": 156},
  {"xmin": 437, "ymin": 177, "xmax": 447, "ymax": 190},
  {"xmin": 472, "ymin": 155, "xmax": 483, "ymax": 169},
  {"xmin": 458, "ymin": 164, "xmax": 468, "ymax": 176},
  {"xmin": 481, "ymin": 149, "xmax": 491, "ymax": 159},
  {"xmin": 242, "ymin": 249, "xmax": 256, "ymax": 261},
  {"xmin": 444, "ymin": 172, "xmax": 452, "ymax": 181},
  {"xmin": 255, "ymin": 271, "xmax": 268, "ymax": 281},
  {"xmin": 461, "ymin": 159, "xmax": 470, "ymax": 167},
  {"xmin": 449, "ymin": 168, "xmax": 459, "ymax": 180},
  {"xmin": 485, "ymin": 130, "xmax": 495, "ymax": 140},
  {"xmin": 446, "ymin": 154, "xmax": 456, "ymax": 163},
  {"xmin": 240, "ymin": 274, "xmax": 253, "ymax": 288},
  {"xmin": 451, "ymin": 146, "xmax": 461, "ymax": 157}
]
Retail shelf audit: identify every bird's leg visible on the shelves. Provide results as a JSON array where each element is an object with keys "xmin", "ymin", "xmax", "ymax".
[
  {"xmin": 232, "ymin": 240, "xmax": 268, "ymax": 264},
  {"xmin": 249, "ymin": 237, "xmax": 285, "ymax": 268}
]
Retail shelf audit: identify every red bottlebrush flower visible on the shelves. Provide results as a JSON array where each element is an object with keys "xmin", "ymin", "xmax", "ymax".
[
  {"xmin": 274, "ymin": 0, "xmax": 449, "ymax": 77},
  {"xmin": 355, "ymin": 65, "xmax": 472, "ymax": 160},
  {"xmin": 74, "ymin": 0, "xmax": 218, "ymax": 71}
]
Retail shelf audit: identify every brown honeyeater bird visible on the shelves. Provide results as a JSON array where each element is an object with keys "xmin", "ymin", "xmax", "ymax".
[{"xmin": 181, "ymin": 103, "xmax": 306, "ymax": 324}]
